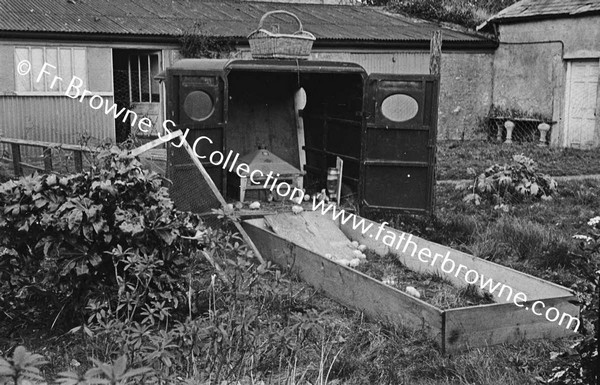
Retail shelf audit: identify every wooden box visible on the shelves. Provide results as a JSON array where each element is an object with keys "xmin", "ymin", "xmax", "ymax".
[{"xmin": 242, "ymin": 214, "xmax": 579, "ymax": 352}]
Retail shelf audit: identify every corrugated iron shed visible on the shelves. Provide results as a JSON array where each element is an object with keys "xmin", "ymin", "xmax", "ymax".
[
  {"xmin": 0, "ymin": 0, "xmax": 493, "ymax": 47},
  {"xmin": 487, "ymin": 0, "xmax": 600, "ymax": 23}
]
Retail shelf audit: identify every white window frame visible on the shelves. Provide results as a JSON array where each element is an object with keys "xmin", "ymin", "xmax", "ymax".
[{"xmin": 14, "ymin": 46, "xmax": 88, "ymax": 96}]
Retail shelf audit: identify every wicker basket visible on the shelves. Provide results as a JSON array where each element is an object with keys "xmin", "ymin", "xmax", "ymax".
[{"xmin": 247, "ymin": 10, "xmax": 316, "ymax": 60}]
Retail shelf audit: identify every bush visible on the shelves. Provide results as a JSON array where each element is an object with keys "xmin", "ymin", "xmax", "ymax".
[
  {"xmin": 459, "ymin": 155, "xmax": 557, "ymax": 206},
  {"xmin": 0, "ymin": 148, "xmax": 334, "ymax": 383},
  {"xmin": 0, "ymin": 147, "xmax": 214, "ymax": 326},
  {"xmin": 386, "ymin": 0, "xmax": 482, "ymax": 29},
  {"xmin": 379, "ymin": 0, "xmax": 520, "ymax": 28}
]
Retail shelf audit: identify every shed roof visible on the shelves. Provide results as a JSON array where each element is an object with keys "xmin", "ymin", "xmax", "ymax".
[
  {"xmin": 487, "ymin": 0, "xmax": 600, "ymax": 23},
  {"xmin": 0, "ymin": 0, "xmax": 493, "ymax": 47}
]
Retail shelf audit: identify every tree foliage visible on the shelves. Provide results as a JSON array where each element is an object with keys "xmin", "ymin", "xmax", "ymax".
[{"xmin": 367, "ymin": 0, "xmax": 520, "ymax": 29}]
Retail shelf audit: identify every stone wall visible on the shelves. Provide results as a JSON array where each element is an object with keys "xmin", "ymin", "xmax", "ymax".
[{"xmin": 439, "ymin": 51, "xmax": 494, "ymax": 140}]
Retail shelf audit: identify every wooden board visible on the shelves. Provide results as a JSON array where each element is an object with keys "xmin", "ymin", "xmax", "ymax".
[
  {"xmin": 243, "ymin": 218, "xmax": 444, "ymax": 345},
  {"xmin": 264, "ymin": 211, "xmax": 357, "ymax": 262},
  {"xmin": 444, "ymin": 296, "xmax": 579, "ymax": 352}
]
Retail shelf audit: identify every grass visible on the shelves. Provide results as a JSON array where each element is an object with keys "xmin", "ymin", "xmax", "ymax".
[
  {"xmin": 437, "ymin": 140, "xmax": 600, "ymax": 180},
  {"xmin": 2, "ymin": 145, "xmax": 598, "ymax": 384},
  {"xmin": 384, "ymin": 177, "xmax": 600, "ymax": 294},
  {"xmin": 355, "ymin": 251, "xmax": 495, "ymax": 309},
  {"xmin": 5, "ymin": 178, "xmax": 595, "ymax": 384}
]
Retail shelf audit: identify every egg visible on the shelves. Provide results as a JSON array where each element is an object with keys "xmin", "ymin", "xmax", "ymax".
[
  {"xmin": 249, "ymin": 201, "xmax": 261, "ymax": 210},
  {"xmin": 292, "ymin": 205, "xmax": 304, "ymax": 214}
]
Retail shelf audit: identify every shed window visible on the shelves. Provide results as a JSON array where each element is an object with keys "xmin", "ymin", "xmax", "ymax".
[
  {"xmin": 128, "ymin": 53, "xmax": 161, "ymax": 103},
  {"xmin": 14, "ymin": 47, "xmax": 87, "ymax": 93}
]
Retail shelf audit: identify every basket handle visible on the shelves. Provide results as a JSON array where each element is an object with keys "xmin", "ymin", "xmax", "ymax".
[{"xmin": 258, "ymin": 10, "xmax": 304, "ymax": 34}]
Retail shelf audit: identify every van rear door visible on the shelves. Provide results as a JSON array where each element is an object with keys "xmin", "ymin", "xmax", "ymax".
[{"xmin": 360, "ymin": 74, "xmax": 439, "ymax": 216}]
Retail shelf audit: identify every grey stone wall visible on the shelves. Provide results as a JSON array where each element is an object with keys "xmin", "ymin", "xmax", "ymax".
[{"xmin": 439, "ymin": 51, "xmax": 494, "ymax": 140}]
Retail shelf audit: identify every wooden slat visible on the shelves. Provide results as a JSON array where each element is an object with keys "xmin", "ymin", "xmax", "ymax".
[
  {"xmin": 129, "ymin": 130, "xmax": 182, "ymax": 157},
  {"xmin": 243, "ymin": 218, "xmax": 444, "ymax": 344},
  {"xmin": 0, "ymin": 137, "xmax": 95, "ymax": 152},
  {"xmin": 444, "ymin": 296, "xmax": 579, "ymax": 352},
  {"xmin": 16, "ymin": 160, "xmax": 44, "ymax": 172}
]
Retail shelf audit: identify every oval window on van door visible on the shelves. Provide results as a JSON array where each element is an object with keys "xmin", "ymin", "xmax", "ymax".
[
  {"xmin": 381, "ymin": 94, "xmax": 419, "ymax": 122},
  {"xmin": 184, "ymin": 90, "xmax": 214, "ymax": 121}
]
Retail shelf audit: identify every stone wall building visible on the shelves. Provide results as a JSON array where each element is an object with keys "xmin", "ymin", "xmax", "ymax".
[{"xmin": 480, "ymin": 0, "xmax": 600, "ymax": 147}]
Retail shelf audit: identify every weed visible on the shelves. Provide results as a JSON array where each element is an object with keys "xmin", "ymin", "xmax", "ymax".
[
  {"xmin": 179, "ymin": 22, "xmax": 236, "ymax": 59},
  {"xmin": 459, "ymin": 155, "xmax": 557, "ymax": 206}
]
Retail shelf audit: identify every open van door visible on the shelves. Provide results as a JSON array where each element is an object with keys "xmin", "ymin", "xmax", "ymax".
[
  {"xmin": 360, "ymin": 74, "xmax": 438, "ymax": 216},
  {"xmin": 166, "ymin": 63, "xmax": 227, "ymax": 214}
]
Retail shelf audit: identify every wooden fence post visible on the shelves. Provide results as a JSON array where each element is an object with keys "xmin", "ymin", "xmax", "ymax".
[
  {"xmin": 43, "ymin": 147, "xmax": 53, "ymax": 173},
  {"xmin": 10, "ymin": 143, "xmax": 22, "ymax": 176},
  {"xmin": 430, "ymin": 30, "xmax": 442, "ymax": 77},
  {"xmin": 74, "ymin": 150, "xmax": 83, "ymax": 172}
]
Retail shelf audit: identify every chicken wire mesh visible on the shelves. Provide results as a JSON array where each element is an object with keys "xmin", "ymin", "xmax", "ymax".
[{"xmin": 167, "ymin": 142, "xmax": 226, "ymax": 230}]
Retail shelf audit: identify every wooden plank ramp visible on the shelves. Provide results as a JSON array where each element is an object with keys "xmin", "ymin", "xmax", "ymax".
[{"xmin": 264, "ymin": 211, "xmax": 357, "ymax": 261}]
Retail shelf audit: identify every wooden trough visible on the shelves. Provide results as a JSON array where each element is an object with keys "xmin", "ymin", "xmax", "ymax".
[{"xmin": 243, "ymin": 212, "xmax": 580, "ymax": 353}]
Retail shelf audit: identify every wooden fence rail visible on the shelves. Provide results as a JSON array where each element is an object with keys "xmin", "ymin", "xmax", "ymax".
[{"xmin": 0, "ymin": 137, "xmax": 97, "ymax": 176}]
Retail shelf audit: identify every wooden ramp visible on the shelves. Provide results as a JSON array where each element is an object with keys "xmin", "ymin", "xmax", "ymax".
[{"xmin": 264, "ymin": 211, "xmax": 356, "ymax": 261}]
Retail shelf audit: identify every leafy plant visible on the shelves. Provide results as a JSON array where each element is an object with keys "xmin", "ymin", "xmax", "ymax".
[
  {"xmin": 0, "ymin": 346, "xmax": 151, "ymax": 385},
  {"xmin": 179, "ymin": 22, "xmax": 235, "ymax": 59},
  {"xmin": 459, "ymin": 154, "xmax": 557, "ymax": 206},
  {"xmin": 487, "ymin": 105, "xmax": 550, "ymax": 122},
  {"xmin": 0, "ymin": 147, "xmax": 212, "ymax": 327},
  {"xmin": 0, "ymin": 346, "xmax": 47, "ymax": 385},
  {"xmin": 548, "ymin": 217, "xmax": 600, "ymax": 384}
]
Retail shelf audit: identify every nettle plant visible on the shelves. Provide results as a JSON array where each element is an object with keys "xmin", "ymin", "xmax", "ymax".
[{"xmin": 460, "ymin": 154, "xmax": 557, "ymax": 206}]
